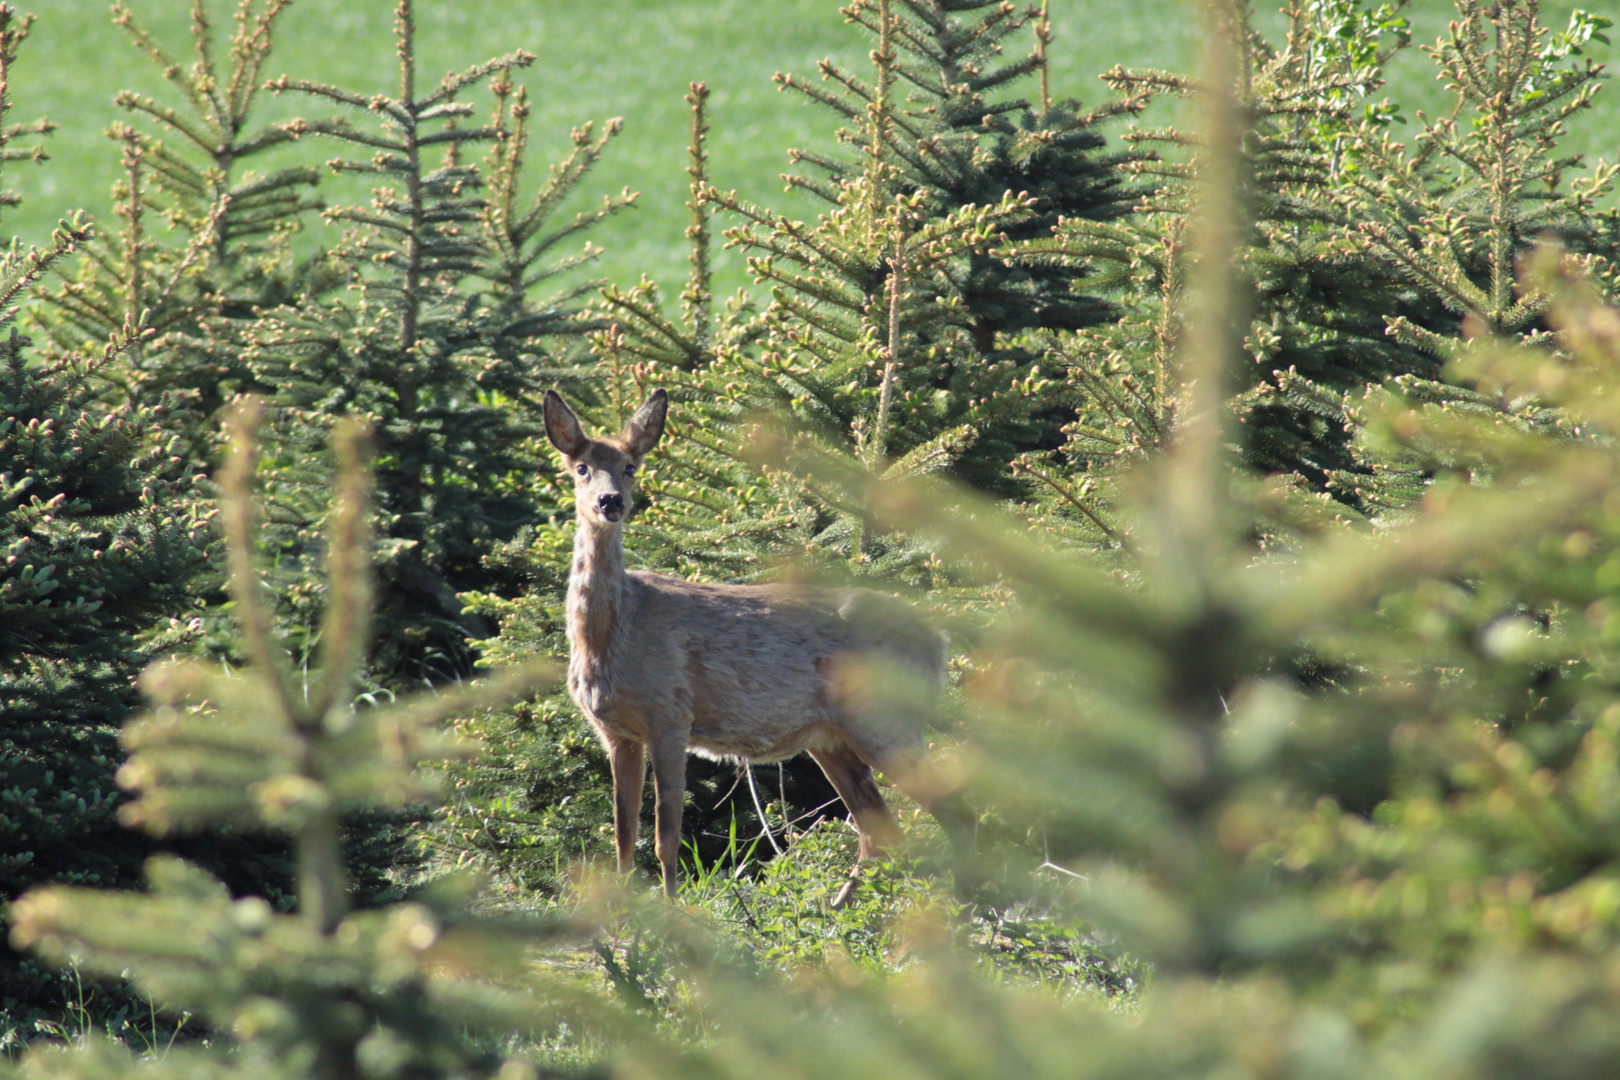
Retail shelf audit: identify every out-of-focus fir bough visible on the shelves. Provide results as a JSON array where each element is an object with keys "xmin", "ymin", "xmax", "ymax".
[{"xmin": 6, "ymin": 404, "xmax": 579, "ymax": 1080}]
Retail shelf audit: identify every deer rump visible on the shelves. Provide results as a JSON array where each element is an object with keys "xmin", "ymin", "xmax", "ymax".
[{"xmin": 574, "ymin": 570, "xmax": 947, "ymax": 767}]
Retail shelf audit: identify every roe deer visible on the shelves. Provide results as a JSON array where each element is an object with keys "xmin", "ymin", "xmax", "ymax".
[{"xmin": 544, "ymin": 387, "xmax": 974, "ymax": 905}]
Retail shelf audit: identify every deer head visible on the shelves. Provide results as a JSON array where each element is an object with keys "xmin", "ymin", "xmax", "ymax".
[{"xmin": 543, "ymin": 389, "xmax": 668, "ymax": 528}]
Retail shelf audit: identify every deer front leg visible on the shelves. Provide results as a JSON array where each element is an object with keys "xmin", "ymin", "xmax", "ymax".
[
  {"xmin": 649, "ymin": 735, "xmax": 689, "ymax": 898},
  {"xmin": 608, "ymin": 737, "xmax": 646, "ymax": 875}
]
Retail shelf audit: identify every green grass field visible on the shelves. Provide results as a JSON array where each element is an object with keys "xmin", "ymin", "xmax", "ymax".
[{"xmin": 6, "ymin": 0, "xmax": 1612, "ymax": 297}]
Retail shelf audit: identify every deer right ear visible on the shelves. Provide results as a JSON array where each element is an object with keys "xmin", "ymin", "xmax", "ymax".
[{"xmin": 544, "ymin": 390, "xmax": 589, "ymax": 458}]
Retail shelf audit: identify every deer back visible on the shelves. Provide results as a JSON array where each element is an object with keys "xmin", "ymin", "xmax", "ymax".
[{"xmin": 596, "ymin": 570, "xmax": 944, "ymax": 763}]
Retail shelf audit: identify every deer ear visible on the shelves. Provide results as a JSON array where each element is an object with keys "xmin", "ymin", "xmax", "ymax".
[
  {"xmin": 544, "ymin": 390, "xmax": 589, "ymax": 458},
  {"xmin": 623, "ymin": 389, "xmax": 668, "ymax": 458}
]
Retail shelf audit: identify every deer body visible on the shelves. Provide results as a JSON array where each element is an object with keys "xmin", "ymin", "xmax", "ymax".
[
  {"xmin": 569, "ymin": 564, "xmax": 945, "ymax": 762},
  {"xmin": 546, "ymin": 388, "xmax": 972, "ymax": 903}
]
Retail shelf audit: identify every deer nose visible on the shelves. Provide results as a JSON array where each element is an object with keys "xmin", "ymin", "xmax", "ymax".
[{"xmin": 597, "ymin": 492, "xmax": 624, "ymax": 520}]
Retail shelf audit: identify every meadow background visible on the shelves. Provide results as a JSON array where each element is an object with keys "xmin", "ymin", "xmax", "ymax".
[{"xmin": 11, "ymin": 0, "xmax": 1612, "ymax": 298}]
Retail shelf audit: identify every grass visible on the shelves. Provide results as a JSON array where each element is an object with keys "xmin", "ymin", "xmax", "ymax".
[
  {"xmin": 548, "ymin": 815, "xmax": 1142, "ymax": 1066},
  {"xmin": 11, "ymin": 0, "xmax": 1607, "ymax": 302},
  {"xmin": 0, "ymin": 962, "xmax": 192, "ymax": 1062}
]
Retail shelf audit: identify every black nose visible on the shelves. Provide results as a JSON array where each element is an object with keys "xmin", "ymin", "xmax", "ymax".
[{"xmin": 597, "ymin": 492, "xmax": 624, "ymax": 516}]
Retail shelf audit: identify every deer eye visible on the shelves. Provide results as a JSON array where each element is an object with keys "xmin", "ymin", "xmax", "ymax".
[
  {"xmin": 574, "ymin": 463, "xmax": 589, "ymax": 478},
  {"xmin": 624, "ymin": 463, "xmax": 637, "ymax": 477}
]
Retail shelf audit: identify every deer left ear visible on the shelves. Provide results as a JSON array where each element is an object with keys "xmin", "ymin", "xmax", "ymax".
[{"xmin": 623, "ymin": 389, "xmax": 668, "ymax": 458}]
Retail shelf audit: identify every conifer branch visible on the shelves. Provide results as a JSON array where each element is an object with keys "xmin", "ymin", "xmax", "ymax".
[
  {"xmin": 186, "ymin": 0, "xmax": 225, "ymax": 134},
  {"xmin": 0, "ymin": 3, "xmax": 50, "ymax": 218},
  {"xmin": 422, "ymin": 51, "xmax": 537, "ymax": 109},
  {"xmin": 111, "ymin": 2, "xmax": 205, "ymax": 117},
  {"xmin": 870, "ymin": 252, "xmax": 905, "ymax": 469},
  {"xmin": 685, "ymin": 82, "xmax": 714, "ymax": 353},
  {"xmin": 305, "ymin": 420, "xmax": 373, "ymax": 722},
  {"xmin": 0, "ymin": 213, "xmax": 89, "ymax": 313},
  {"xmin": 218, "ymin": 400, "xmax": 304, "ymax": 730},
  {"xmin": 1012, "ymin": 458, "xmax": 1129, "ymax": 549},
  {"xmin": 1035, "ymin": 0, "xmax": 1052, "ymax": 116},
  {"xmin": 866, "ymin": 0, "xmax": 897, "ymax": 205},
  {"xmin": 112, "ymin": 93, "xmax": 219, "ymax": 157},
  {"xmin": 227, "ymin": 0, "xmax": 295, "ymax": 117},
  {"xmin": 268, "ymin": 77, "xmax": 413, "ymax": 125},
  {"xmin": 1166, "ymin": 0, "xmax": 1247, "ymax": 565}
]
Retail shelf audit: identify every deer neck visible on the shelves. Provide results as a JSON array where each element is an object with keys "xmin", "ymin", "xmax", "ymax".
[{"xmin": 567, "ymin": 520, "xmax": 626, "ymax": 667}]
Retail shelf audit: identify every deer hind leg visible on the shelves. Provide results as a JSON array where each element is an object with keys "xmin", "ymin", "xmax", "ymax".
[
  {"xmin": 852, "ymin": 739, "xmax": 979, "ymax": 901},
  {"xmin": 808, "ymin": 745, "xmax": 903, "ymax": 908},
  {"xmin": 809, "ymin": 746, "xmax": 903, "ymax": 859},
  {"xmin": 649, "ymin": 734, "xmax": 689, "ymax": 898},
  {"xmin": 607, "ymin": 737, "xmax": 646, "ymax": 876}
]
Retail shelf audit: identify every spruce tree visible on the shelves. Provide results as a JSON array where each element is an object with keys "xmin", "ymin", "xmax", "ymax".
[
  {"xmin": 603, "ymin": 1, "xmax": 1148, "ymax": 499},
  {"xmin": 739, "ymin": 0, "xmax": 1145, "ymax": 495},
  {"xmin": 1348, "ymin": 0, "xmax": 1617, "ymax": 353},
  {"xmin": 0, "ymin": 272, "xmax": 218, "ymax": 1035},
  {"xmin": 38, "ymin": 0, "xmax": 326, "ymax": 459},
  {"xmin": 6, "ymin": 405, "xmax": 570, "ymax": 1078},
  {"xmin": 610, "ymin": 0, "xmax": 1060, "ymax": 563},
  {"xmin": 220, "ymin": 0, "xmax": 629, "ymax": 685},
  {"xmin": 0, "ymin": 3, "xmax": 219, "ymax": 1031},
  {"xmin": 1319, "ymin": 0, "xmax": 1618, "ymax": 510},
  {"xmin": 1029, "ymin": 0, "xmax": 1424, "ymax": 537},
  {"xmin": 1014, "ymin": 0, "xmax": 1616, "ymax": 548},
  {"xmin": 774, "ymin": 0, "xmax": 1147, "ymax": 348}
]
